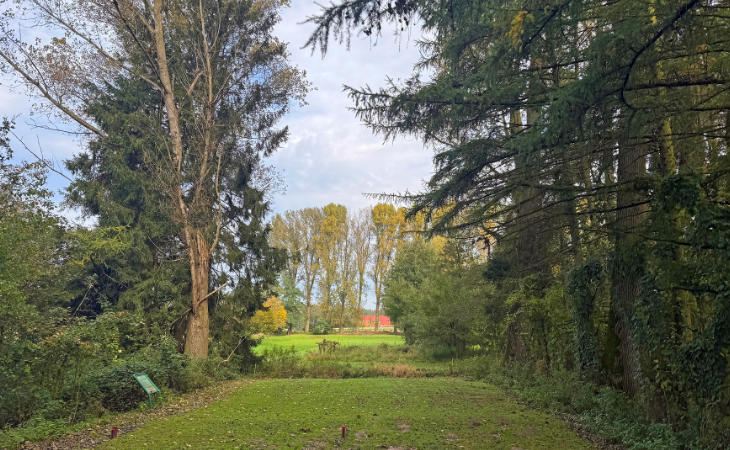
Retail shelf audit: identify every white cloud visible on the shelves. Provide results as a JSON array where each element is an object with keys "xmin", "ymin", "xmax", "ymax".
[
  {"xmin": 1, "ymin": 2, "xmax": 434, "ymax": 218},
  {"xmin": 269, "ymin": 2, "xmax": 433, "ymax": 214}
]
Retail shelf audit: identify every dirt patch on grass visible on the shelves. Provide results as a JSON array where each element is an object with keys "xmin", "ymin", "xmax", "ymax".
[
  {"xmin": 517, "ymin": 425, "xmax": 538, "ymax": 438},
  {"xmin": 19, "ymin": 379, "xmax": 248, "ymax": 450},
  {"xmin": 375, "ymin": 363, "xmax": 423, "ymax": 377},
  {"xmin": 494, "ymin": 415, "xmax": 514, "ymax": 426}
]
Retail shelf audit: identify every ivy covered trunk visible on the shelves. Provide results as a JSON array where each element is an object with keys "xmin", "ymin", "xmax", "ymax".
[
  {"xmin": 184, "ymin": 230, "xmax": 211, "ymax": 358},
  {"xmin": 610, "ymin": 132, "xmax": 647, "ymax": 396},
  {"xmin": 506, "ymin": 106, "xmax": 543, "ymax": 363}
]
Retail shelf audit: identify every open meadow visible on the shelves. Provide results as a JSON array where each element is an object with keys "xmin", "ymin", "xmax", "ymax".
[
  {"xmin": 254, "ymin": 333, "xmax": 404, "ymax": 356},
  {"xmin": 100, "ymin": 377, "xmax": 593, "ymax": 449}
]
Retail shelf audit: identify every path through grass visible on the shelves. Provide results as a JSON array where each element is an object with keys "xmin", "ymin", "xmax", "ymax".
[
  {"xmin": 255, "ymin": 333, "xmax": 404, "ymax": 355},
  {"xmin": 102, "ymin": 378, "xmax": 593, "ymax": 449}
]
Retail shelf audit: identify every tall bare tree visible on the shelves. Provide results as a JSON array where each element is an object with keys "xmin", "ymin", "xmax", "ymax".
[
  {"xmin": 298, "ymin": 207, "xmax": 323, "ymax": 333},
  {"xmin": 350, "ymin": 208, "xmax": 371, "ymax": 329},
  {"xmin": 370, "ymin": 203, "xmax": 403, "ymax": 331},
  {"xmin": 271, "ymin": 211, "xmax": 304, "ymax": 285}
]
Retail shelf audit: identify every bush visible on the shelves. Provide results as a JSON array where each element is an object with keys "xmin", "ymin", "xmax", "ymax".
[
  {"xmin": 1, "ymin": 320, "xmax": 239, "ymax": 429},
  {"xmin": 77, "ymin": 337, "xmax": 188, "ymax": 412},
  {"xmin": 257, "ymin": 346, "xmax": 303, "ymax": 377},
  {"xmin": 311, "ymin": 321, "xmax": 331, "ymax": 335}
]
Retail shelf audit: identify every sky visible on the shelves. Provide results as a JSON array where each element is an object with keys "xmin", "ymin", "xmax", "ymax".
[
  {"xmin": 0, "ymin": 2, "xmax": 434, "ymax": 222},
  {"xmin": 270, "ymin": 2, "xmax": 433, "ymax": 214}
]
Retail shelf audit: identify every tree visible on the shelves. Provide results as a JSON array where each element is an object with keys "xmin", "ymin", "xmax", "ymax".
[
  {"xmin": 65, "ymin": 77, "xmax": 190, "ymax": 331},
  {"xmin": 334, "ymin": 213, "xmax": 357, "ymax": 333},
  {"xmin": 0, "ymin": 120, "xmax": 76, "ymax": 425},
  {"xmin": 0, "ymin": 120, "xmax": 69, "ymax": 338},
  {"xmin": 1, "ymin": 0, "xmax": 308, "ymax": 357},
  {"xmin": 384, "ymin": 236, "xmax": 489, "ymax": 357},
  {"xmin": 277, "ymin": 272, "xmax": 304, "ymax": 331},
  {"xmin": 316, "ymin": 203, "xmax": 348, "ymax": 323},
  {"xmin": 370, "ymin": 203, "xmax": 403, "ymax": 331},
  {"xmin": 250, "ymin": 296, "xmax": 287, "ymax": 334},
  {"xmin": 350, "ymin": 208, "xmax": 372, "ymax": 329},
  {"xmin": 298, "ymin": 208, "xmax": 323, "ymax": 332},
  {"xmin": 271, "ymin": 211, "xmax": 304, "ymax": 286}
]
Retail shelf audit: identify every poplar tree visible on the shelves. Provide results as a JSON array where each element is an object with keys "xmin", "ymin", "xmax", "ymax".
[
  {"xmin": 298, "ymin": 208, "xmax": 324, "ymax": 332},
  {"xmin": 316, "ymin": 203, "xmax": 348, "ymax": 323},
  {"xmin": 351, "ymin": 208, "xmax": 372, "ymax": 328},
  {"xmin": 370, "ymin": 203, "xmax": 403, "ymax": 330}
]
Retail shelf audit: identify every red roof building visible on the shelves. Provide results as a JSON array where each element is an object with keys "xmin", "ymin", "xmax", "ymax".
[{"xmin": 361, "ymin": 315, "xmax": 392, "ymax": 327}]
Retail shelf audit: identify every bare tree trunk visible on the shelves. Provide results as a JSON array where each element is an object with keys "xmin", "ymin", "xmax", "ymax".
[
  {"xmin": 339, "ymin": 301, "xmax": 345, "ymax": 334},
  {"xmin": 304, "ymin": 281, "xmax": 313, "ymax": 333},
  {"xmin": 505, "ymin": 108, "xmax": 535, "ymax": 362},
  {"xmin": 505, "ymin": 308, "xmax": 527, "ymax": 361},
  {"xmin": 152, "ymin": 1, "xmax": 213, "ymax": 359},
  {"xmin": 304, "ymin": 305, "xmax": 311, "ymax": 333},
  {"xmin": 184, "ymin": 230, "xmax": 211, "ymax": 358},
  {"xmin": 355, "ymin": 274, "xmax": 364, "ymax": 332},
  {"xmin": 374, "ymin": 294, "xmax": 380, "ymax": 331}
]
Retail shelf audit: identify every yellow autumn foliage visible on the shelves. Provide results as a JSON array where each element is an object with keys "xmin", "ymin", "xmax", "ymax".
[
  {"xmin": 250, "ymin": 297, "xmax": 287, "ymax": 334},
  {"xmin": 507, "ymin": 10, "xmax": 533, "ymax": 48}
]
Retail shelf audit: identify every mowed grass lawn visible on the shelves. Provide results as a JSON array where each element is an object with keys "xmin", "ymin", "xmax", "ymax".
[
  {"xmin": 254, "ymin": 333, "xmax": 404, "ymax": 355},
  {"xmin": 102, "ymin": 378, "xmax": 593, "ymax": 449}
]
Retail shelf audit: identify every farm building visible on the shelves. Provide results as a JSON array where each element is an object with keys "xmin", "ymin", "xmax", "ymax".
[{"xmin": 361, "ymin": 315, "xmax": 392, "ymax": 327}]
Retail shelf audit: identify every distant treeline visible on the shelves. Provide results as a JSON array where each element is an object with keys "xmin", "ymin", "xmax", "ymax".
[{"xmin": 269, "ymin": 203, "xmax": 410, "ymax": 333}]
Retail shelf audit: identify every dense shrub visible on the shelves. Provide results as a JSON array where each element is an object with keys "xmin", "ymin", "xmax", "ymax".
[
  {"xmin": 84, "ymin": 338, "xmax": 187, "ymax": 411},
  {"xmin": 0, "ymin": 311, "xmax": 238, "ymax": 430},
  {"xmin": 311, "ymin": 320, "xmax": 331, "ymax": 335},
  {"xmin": 384, "ymin": 239, "xmax": 491, "ymax": 357}
]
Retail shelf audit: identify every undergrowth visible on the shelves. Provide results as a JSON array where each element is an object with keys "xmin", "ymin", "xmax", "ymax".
[{"xmin": 460, "ymin": 356, "xmax": 700, "ymax": 450}]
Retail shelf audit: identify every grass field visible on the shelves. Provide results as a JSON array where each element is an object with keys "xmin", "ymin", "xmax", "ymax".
[
  {"xmin": 10, "ymin": 336, "xmax": 595, "ymax": 448},
  {"xmin": 101, "ymin": 378, "xmax": 593, "ymax": 449},
  {"xmin": 254, "ymin": 333, "xmax": 404, "ymax": 355}
]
